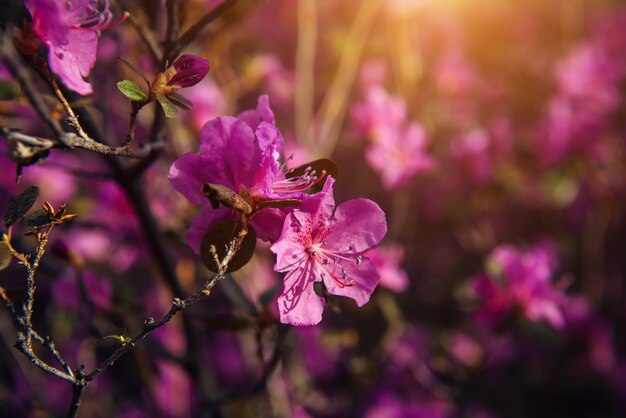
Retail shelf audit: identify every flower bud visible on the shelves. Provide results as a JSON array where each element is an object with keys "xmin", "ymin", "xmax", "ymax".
[{"xmin": 166, "ymin": 54, "xmax": 210, "ymax": 88}]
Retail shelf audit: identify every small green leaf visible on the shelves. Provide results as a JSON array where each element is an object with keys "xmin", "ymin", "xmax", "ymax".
[
  {"xmin": 169, "ymin": 92, "xmax": 193, "ymax": 106},
  {"xmin": 156, "ymin": 93, "xmax": 178, "ymax": 118},
  {"xmin": 3, "ymin": 185, "xmax": 39, "ymax": 227},
  {"xmin": 26, "ymin": 209, "xmax": 51, "ymax": 228},
  {"xmin": 0, "ymin": 79, "xmax": 18, "ymax": 100},
  {"xmin": 116, "ymin": 80, "xmax": 147, "ymax": 102},
  {"xmin": 0, "ymin": 241, "xmax": 12, "ymax": 271},
  {"xmin": 200, "ymin": 220, "xmax": 256, "ymax": 273}
]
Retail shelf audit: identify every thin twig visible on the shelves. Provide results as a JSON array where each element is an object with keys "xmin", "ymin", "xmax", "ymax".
[
  {"xmin": 0, "ymin": 37, "xmax": 65, "ymax": 139},
  {"xmin": 164, "ymin": 0, "xmax": 180, "ymax": 62},
  {"xmin": 123, "ymin": 5, "xmax": 164, "ymax": 63},
  {"xmin": 85, "ymin": 230, "xmax": 246, "ymax": 383},
  {"xmin": 216, "ymin": 325, "xmax": 288, "ymax": 405},
  {"xmin": 173, "ymin": 0, "xmax": 238, "ymax": 58}
]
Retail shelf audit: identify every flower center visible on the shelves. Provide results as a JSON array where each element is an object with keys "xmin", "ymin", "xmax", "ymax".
[{"xmin": 307, "ymin": 242, "xmax": 358, "ymax": 288}]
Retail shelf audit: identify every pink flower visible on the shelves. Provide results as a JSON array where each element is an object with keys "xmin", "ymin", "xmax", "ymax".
[
  {"xmin": 469, "ymin": 242, "xmax": 567, "ymax": 329},
  {"xmin": 25, "ymin": 0, "xmax": 116, "ymax": 95},
  {"xmin": 270, "ymin": 177, "xmax": 387, "ymax": 326},
  {"xmin": 365, "ymin": 122, "xmax": 436, "ymax": 190},
  {"xmin": 351, "ymin": 85, "xmax": 407, "ymax": 137},
  {"xmin": 364, "ymin": 244, "xmax": 409, "ymax": 292},
  {"xmin": 169, "ymin": 95, "xmax": 325, "ymax": 252}
]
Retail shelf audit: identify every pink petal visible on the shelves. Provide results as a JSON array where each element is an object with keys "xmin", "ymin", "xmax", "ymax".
[
  {"xmin": 168, "ymin": 153, "xmax": 216, "ymax": 205},
  {"xmin": 270, "ymin": 211, "xmax": 309, "ymax": 272},
  {"xmin": 277, "ymin": 262, "xmax": 325, "ymax": 326},
  {"xmin": 322, "ymin": 258, "xmax": 380, "ymax": 306},
  {"xmin": 325, "ymin": 199, "xmax": 387, "ymax": 253},
  {"xmin": 48, "ymin": 30, "xmax": 98, "ymax": 95},
  {"xmin": 198, "ymin": 117, "xmax": 262, "ymax": 191}
]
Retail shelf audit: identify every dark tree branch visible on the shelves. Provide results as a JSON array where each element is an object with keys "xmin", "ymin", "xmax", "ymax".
[{"xmin": 173, "ymin": 0, "xmax": 238, "ymax": 58}]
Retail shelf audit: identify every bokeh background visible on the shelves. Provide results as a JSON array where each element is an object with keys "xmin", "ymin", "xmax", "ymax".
[{"xmin": 2, "ymin": 0, "xmax": 626, "ymax": 417}]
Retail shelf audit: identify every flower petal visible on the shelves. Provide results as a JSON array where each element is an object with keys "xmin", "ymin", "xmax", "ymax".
[
  {"xmin": 325, "ymin": 198, "xmax": 387, "ymax": 253},
  {"xmin": 198, "ymin": 117, "xmax": 262, "ymax": 192},
  {"xmin": 168, "ymin": 152, "xmax": 217, "ymax": 205},
  {"xmin": 322, "ymin": 257, "xmax": 380, "ymax": 306},
  {"xmin": 277, "ymin": 262, "xmax": 325, "ymax": 326},
  {"xmin": 270, "ymin": 211, "xmax": 309, "ymax": 272}
]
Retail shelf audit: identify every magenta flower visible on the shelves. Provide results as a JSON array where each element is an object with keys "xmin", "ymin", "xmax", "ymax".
[
  {"xmin": 166, "ymin": 54, "xmax": 210, "ymax": 89},
  {"xmin": 469, "ymin": 242, "xmax": 567, "ymax": 329},
  {"xmin": 270, "ymin": 177, "xmax": 387, "ymax": 326},
  {"xmin": 169, "ymin": 95, "xmax": 325, "ymax": 253},
  {"xmin": 25, "ymin": 0, "xmax": 117, "ymax": 95}
]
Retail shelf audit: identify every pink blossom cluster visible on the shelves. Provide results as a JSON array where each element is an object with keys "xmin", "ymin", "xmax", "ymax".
[
  {"xmin": 351, "ymin": 85, "xmax": 436, "ymax": 190},
  {"xmin": 169, "ymin": 96, "xmax": 388, "ymax": 325},
  {"xmin": 469, "ymin": 242, "xmax": 568, "ymax": 329}
]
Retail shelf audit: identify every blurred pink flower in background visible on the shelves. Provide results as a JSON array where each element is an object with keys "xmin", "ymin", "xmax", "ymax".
[
  {"xmin": 365, "ymin": 244, "xmax": 409, "ymax": 292},
  {"xmin": 351, "ymin": 85, "xmax": 435, "ymax": 190},
  {"xmin": 469, "ymin": 242, "xmax": 567, "ymax": 329},
  {"xmin": 365, "ymin": 122, "xmax": 436, "ymax": 190},
  {"xmin": 183, "ymin": 80, "xmax": 226, "ymax": 132}
]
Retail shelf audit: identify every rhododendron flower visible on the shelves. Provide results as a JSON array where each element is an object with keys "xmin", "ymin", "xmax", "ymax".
[
  {"xmin": 469, "ymin": 243, "xmax": 567, "ymax": 329},
  {"xmin": 351, "ymin": 85, "xmax": 435, "ymax": 189},
  {"xmin": 169, "ymin": 95, "xmax": 326, "ymax": 252},
  {"xmin": 25, "ymin": 0, "xmax": 116, "ymax": 95},
  {"xmin": 365, "ymin": 122, "xmax": 436, "ymax": 190},
  {"xmin": 270, "ymin": 178, "xmax": 387, "ymax": 325}
]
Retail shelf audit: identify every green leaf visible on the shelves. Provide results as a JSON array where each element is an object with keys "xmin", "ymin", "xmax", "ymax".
[
  {"xmin": 3, "ymin": 185, "xmax": 39, "ymax": 227},
  {"xmin": 116, "ymin": 80, "xmax": 147, "ymax": 102},
  {"xmin": 26, "ymin": 209, "xmax": 51, "ymax": 228},
  {"xmin": 117, "ymin": 57, "xmax": 151, "ymax": 87},
  {"xmin": 156, "ymin": 93, "xmax": 178, "ymax": 118},
  {"xmin": 0, "ymin": 79, "xmax": 18, "ymax": 101},
  {"xmin": 167, "ymin": 95, "xmax": 191, "ymax": 110},
  {"xmin": 169, "ymin": 92, "xmax": 193, "ymax": 106},
  {"xmin": 200, "ymin": 220, "xmax": 256, "ymax": 273},
  {"xmin": 0, "ymin": 241, "xmax": 12, "ymax": 271}
]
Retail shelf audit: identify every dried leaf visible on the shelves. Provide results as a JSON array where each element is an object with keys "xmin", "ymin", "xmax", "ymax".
[
  {"xmin": 116, "ymin": 80, "xmax": 147, "ymax": 102},
  {"xmin": 26, "ymin": 209, "xmax": 51, "ymax": 228},
  {"xmin": 156, "ymin": 92, "xmax": 178, "ymax": 118},
  {"xmin": 202, "ymin": 183, "xmax": 252, "ymax": 215},
  {"xmin": 200, "ymin": 220, "xmax": 256, "ymax": 273},
  {"xmin": 3, "ymin": 185, "xmax": 39, "ymax": 227},
  {"xmin": 0, "ymin": 241, "xmax": 12, "ymax": 271}
]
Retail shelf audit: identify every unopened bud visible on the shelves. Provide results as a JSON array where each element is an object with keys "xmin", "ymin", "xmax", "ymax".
[{"xmin": 166, "ymin": 54, "xmax": 210, "ymax": 88}]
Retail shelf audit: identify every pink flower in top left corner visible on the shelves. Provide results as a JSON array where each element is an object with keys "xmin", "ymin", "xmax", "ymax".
[{"xmin": 24, "ymin": 0, "xmax": 119, "ymax": 95}]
